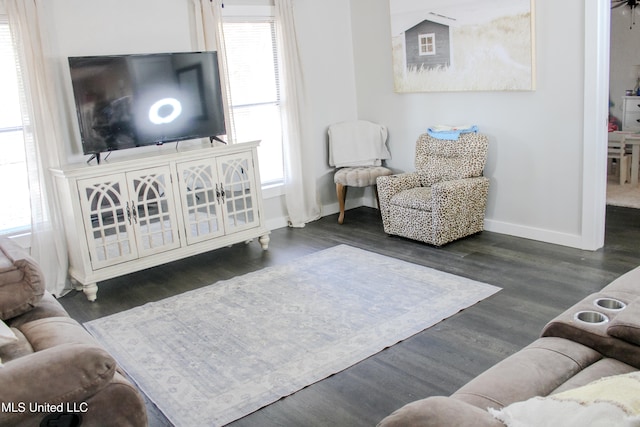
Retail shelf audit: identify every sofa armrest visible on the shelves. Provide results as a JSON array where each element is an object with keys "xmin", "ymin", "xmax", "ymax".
[
  {"xmin": 377, "ymin": 396, "xmax": 503, "ymax": 427},
  {"xmin": 0, "ymin": 238, "xmax": 45, "ymax": 320},
  {"xmin": 0, "ymin": 343, "xmax": 116, "ymax": 426},
  {"xmin": 377, "ymin": 173, "xmax": 421, "ymax": 232}
]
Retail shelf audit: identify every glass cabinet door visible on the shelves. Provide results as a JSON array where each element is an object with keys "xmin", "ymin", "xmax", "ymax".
[
  {"xmin": 176, "ymin": 160, "xmax": 225, "ymax": 244},
  {"xmin": 126, "ymin": 166, "xmax": 181, "ymax": 257},
  {"xmin": 77, "ymin": 174, "xmax": 138, "ymax": 269},
  {"xmin": 218, "ymin": 152, "xmax": 260, "ymax": 233}
]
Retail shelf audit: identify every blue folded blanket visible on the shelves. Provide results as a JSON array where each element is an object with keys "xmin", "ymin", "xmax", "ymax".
[{"xmin": 427, "ymin": 125, "xmax": 479, "ymax": 140}]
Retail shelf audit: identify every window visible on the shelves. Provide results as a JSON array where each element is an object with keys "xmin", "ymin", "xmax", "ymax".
[
  {"xmin": 223, "ymin": 17, "xmax": 284, "ymax": 186},
  {"xmin": 0, "ymin": 19, "xmax": 30, "ymax": 235},
  {"xmin": 419, "ymin": 33, "xmax": 436, "ymax": 56}
]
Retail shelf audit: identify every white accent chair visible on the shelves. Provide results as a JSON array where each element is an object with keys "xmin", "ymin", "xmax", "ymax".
[{"xmin": 328, "ymin": 120, "xmax": 392, "ymax": 224}]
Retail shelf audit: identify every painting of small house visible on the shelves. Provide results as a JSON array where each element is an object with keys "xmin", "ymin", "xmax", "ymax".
[
  {"xmin": 404, "ymin": 19, "xmax": 451, "ymax": 71},
  {"xmin": 389, "ymin": 0, "xmax": 534, "ymax": 93}
]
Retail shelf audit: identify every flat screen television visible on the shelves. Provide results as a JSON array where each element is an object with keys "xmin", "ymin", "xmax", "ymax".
[{"xmin": 68, "ymin": 51, "xmax": 226, "ymax": 162}]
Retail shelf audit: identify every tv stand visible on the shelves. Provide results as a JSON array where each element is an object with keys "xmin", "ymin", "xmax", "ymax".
[{"xmin": 51, "ymin": 141, "xmax": 269, "ymax": 301}]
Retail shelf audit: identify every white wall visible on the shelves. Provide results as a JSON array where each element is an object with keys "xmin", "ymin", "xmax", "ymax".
[
  {"xmin": 291, "ymin": 0, "xmax": 361, "ymax": 213},
  {"xmin": 42, "ymin": 0, "xmax": 197, "ymax": 162},
  {"xmin": 349, "ymin": 0, "xmax": 601, "ymax": 248}
]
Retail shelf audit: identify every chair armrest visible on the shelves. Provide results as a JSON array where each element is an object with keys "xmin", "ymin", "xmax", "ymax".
[
  {"xmin": 0, "ymin": 343, "xmax": 116, "ymax": 426},
  {"xmin": 377, "ymin": 173, "xmax": 421, "ymax": 232},
  {"xmin": 431, "ymin": 176, "xmax": 489, "ymax": 209},
  {"xmin": 377, "ymin": 172, "xmax": 421, "ymax": 195},
  {"xmin": 430, "ymin": 176, "xmax": 490, "ymax": 245},
  {"xmin": 378, "ymin": 396, "xmax": 503, "ymax": 427}
]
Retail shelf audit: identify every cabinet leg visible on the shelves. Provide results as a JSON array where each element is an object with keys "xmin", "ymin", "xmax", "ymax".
[
  {"xmin": 82, "ymin": 283, "xmax": 99, "ymax": 302},
  {"xmin": 258, "ymin": 233, "xmax": 270, "ymax": 250}
]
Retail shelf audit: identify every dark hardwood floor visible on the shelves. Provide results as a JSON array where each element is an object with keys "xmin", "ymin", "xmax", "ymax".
[{"xmin": 59, "ymin": 205, "xmax": 640, "ymax": 426}]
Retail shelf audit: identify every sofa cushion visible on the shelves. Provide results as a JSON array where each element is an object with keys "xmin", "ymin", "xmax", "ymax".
[
  {"xmin": 378, "ymin": 395, "xmax": 503, "ymax": 427},
  {"xmin": 603, "ymin": 266, "xmax": 640, "ymax": 295},
  {"xmin": 0, "ymin": 238, "xmax": 45, "ymax": 320},
  {"xmin": 489, "ymin": 372, "xmax": 640, "ymax": 426},
  {"xmin": 453, "ymin": 337, "xmax": 603, "ymax": 410},
  {"xmin": 0, "ymin": 319, "xmax": 17, "ymax": 347},
  {"xmin": 550, "ymin": 357, "xmax": 637, "ymax": 394},
  {"xmin": 0, "ymin": 328, "xmax": 33, "ymax": 365}
]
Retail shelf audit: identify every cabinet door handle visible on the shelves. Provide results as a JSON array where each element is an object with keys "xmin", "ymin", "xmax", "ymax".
[
  {"xmin": 220, "ymin": 183, "xmax": 225, "ymax": 203},
  {"xmin": 126, "ymin": 202, "xmax": 132, "ymax": 225},
  {"xmin": 131, "ymin": 200, "xmax": 138, "ymax": 224},
  {"xmin": 215, "ymin": 184, "xmax": 221, "ymax": 204}
]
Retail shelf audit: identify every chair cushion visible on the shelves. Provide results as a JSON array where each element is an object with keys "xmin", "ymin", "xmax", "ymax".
[
  {"xmin": 415, "ymin": 133, "xmax": 488, "ymax": 186},
  {"xmin": 334, "ymin": 166, "xmax": 392, "ymax": 187},
  {"xmin": 0, "ymin": 239, "xmax": 45, "ymax": 321},
  {"xmin": 390, "ymin": 187, "xmax": 433, "ymax": 211}
]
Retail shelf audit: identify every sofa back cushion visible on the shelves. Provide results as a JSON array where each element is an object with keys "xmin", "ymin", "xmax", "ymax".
[
  {"xmin": 0, "ymin": 238, "xmax": 45, "ymax": 320},
  {"xmin": 415, "ymin": 133, "xmax": 489, "ymax": 187}
]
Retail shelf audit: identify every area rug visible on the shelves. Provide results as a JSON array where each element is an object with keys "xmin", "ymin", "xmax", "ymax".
[
  {"xmin": 607, "ymin": 178, "xmax": 640, "ymax": 209},
  {"xmin": 84, "ymin": 244, "xmax": 500, "ymax": 427}
]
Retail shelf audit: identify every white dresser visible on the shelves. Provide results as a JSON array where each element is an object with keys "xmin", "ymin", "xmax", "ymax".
[{"xmin": 622, "ymin": 96, "xmax": 640, "ymax": 131}]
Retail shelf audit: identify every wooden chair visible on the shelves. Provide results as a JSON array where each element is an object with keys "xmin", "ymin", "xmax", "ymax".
[{"xmin": 608, "ymin": 133, "xmax": 630, "ymax": 185}]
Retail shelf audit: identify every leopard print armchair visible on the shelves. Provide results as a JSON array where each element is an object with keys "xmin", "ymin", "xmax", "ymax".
[{"xmin": 376, "ymin": 133, "xmax": 489, "ymax": 246}]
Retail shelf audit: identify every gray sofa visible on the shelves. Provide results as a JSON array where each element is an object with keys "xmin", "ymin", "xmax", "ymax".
[
  {"xmin": 0, "ymin": 238, "xmax": 147, "ymax": 427},
  {"xmin": 378, "ymin": 266, "xmax": 640, "ymax": 426}
]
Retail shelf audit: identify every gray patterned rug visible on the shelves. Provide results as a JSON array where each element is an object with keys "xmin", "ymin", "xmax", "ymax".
[{"xmin": 84, "ymin": 245, "xmax": 500, "ymax": 427}]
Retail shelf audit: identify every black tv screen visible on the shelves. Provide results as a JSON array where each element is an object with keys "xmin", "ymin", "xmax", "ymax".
[{"xmin": 68, "ymin": 51, "xmax": 226, "ymax": 157}]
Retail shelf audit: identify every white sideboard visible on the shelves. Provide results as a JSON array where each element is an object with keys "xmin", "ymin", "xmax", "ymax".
[
  {"xmin": 51, "ymin": 141, "xmax": 270, "ymax": 301},
  {"xmin": 622, "ymin": 96, "xmax": 640, "ymax": 131}
]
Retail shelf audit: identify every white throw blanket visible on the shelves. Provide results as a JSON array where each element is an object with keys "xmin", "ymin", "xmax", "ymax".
[{"xmin": 328, "ymin": 120, "xmax": 391, "ymax": 167}]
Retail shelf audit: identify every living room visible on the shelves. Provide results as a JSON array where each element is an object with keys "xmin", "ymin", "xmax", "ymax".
[{"xmin": 2, "ymin": 1, "xmax": 639, "ymax": 426}]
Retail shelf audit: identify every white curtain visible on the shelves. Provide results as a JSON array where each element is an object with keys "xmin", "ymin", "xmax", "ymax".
[
  {"xmin": 195, "ymin": 0, "xmax": 319, "ymax": 227},
  {"xmin": 275, "ymin": 0, "xmax": 320, "ymax": 227},
  {"xmin": 4, "ymin": 0, "xmax": 69, "ymax": 296},
  {"xmin": 192, "ymin": 0, "xmax": 235, "ymax": 144}
]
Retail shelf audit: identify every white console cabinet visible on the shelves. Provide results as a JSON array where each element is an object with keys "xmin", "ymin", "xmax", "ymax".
[{"xmin": 51, "ymin": 141, "xmax": 269, "ymax": 301}]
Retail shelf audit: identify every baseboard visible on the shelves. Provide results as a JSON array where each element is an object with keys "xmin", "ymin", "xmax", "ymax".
[
  {"xmin": 483, "ymin": 218, "xmax": 584, "ymax": 249},
  {"xmin": 267, "ymin": 200, "xmax": 585, "ymax": 249},
  {"xmin": 323, "ymin": 196, "xmax": 375, "ymax": 217},
  {"xmin": 265, "ymin": 196, "xmax": 374, "ymax": 232}
]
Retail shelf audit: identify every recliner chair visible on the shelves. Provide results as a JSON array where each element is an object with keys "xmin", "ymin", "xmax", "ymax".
[{"xmin": 376, "ymin": 132, "xmax": 489, "ymax": 246}]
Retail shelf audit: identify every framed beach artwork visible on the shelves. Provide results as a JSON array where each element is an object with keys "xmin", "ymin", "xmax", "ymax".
[{"xmin": 389, "ymin": 0, "xmax": 535, "ymax": 92}]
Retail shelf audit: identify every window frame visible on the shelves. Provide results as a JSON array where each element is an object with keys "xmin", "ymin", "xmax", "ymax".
[
  {"xmin": 419, "ymin": 33, "xmax": 436, "ymax": 56},
  {"xmin": 222, "ymin": 5, "xmax": 285, "ymax": 190},
  {"xmin": 0, "ymin": 15, "xmax": 31, "ymax": 237}
]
